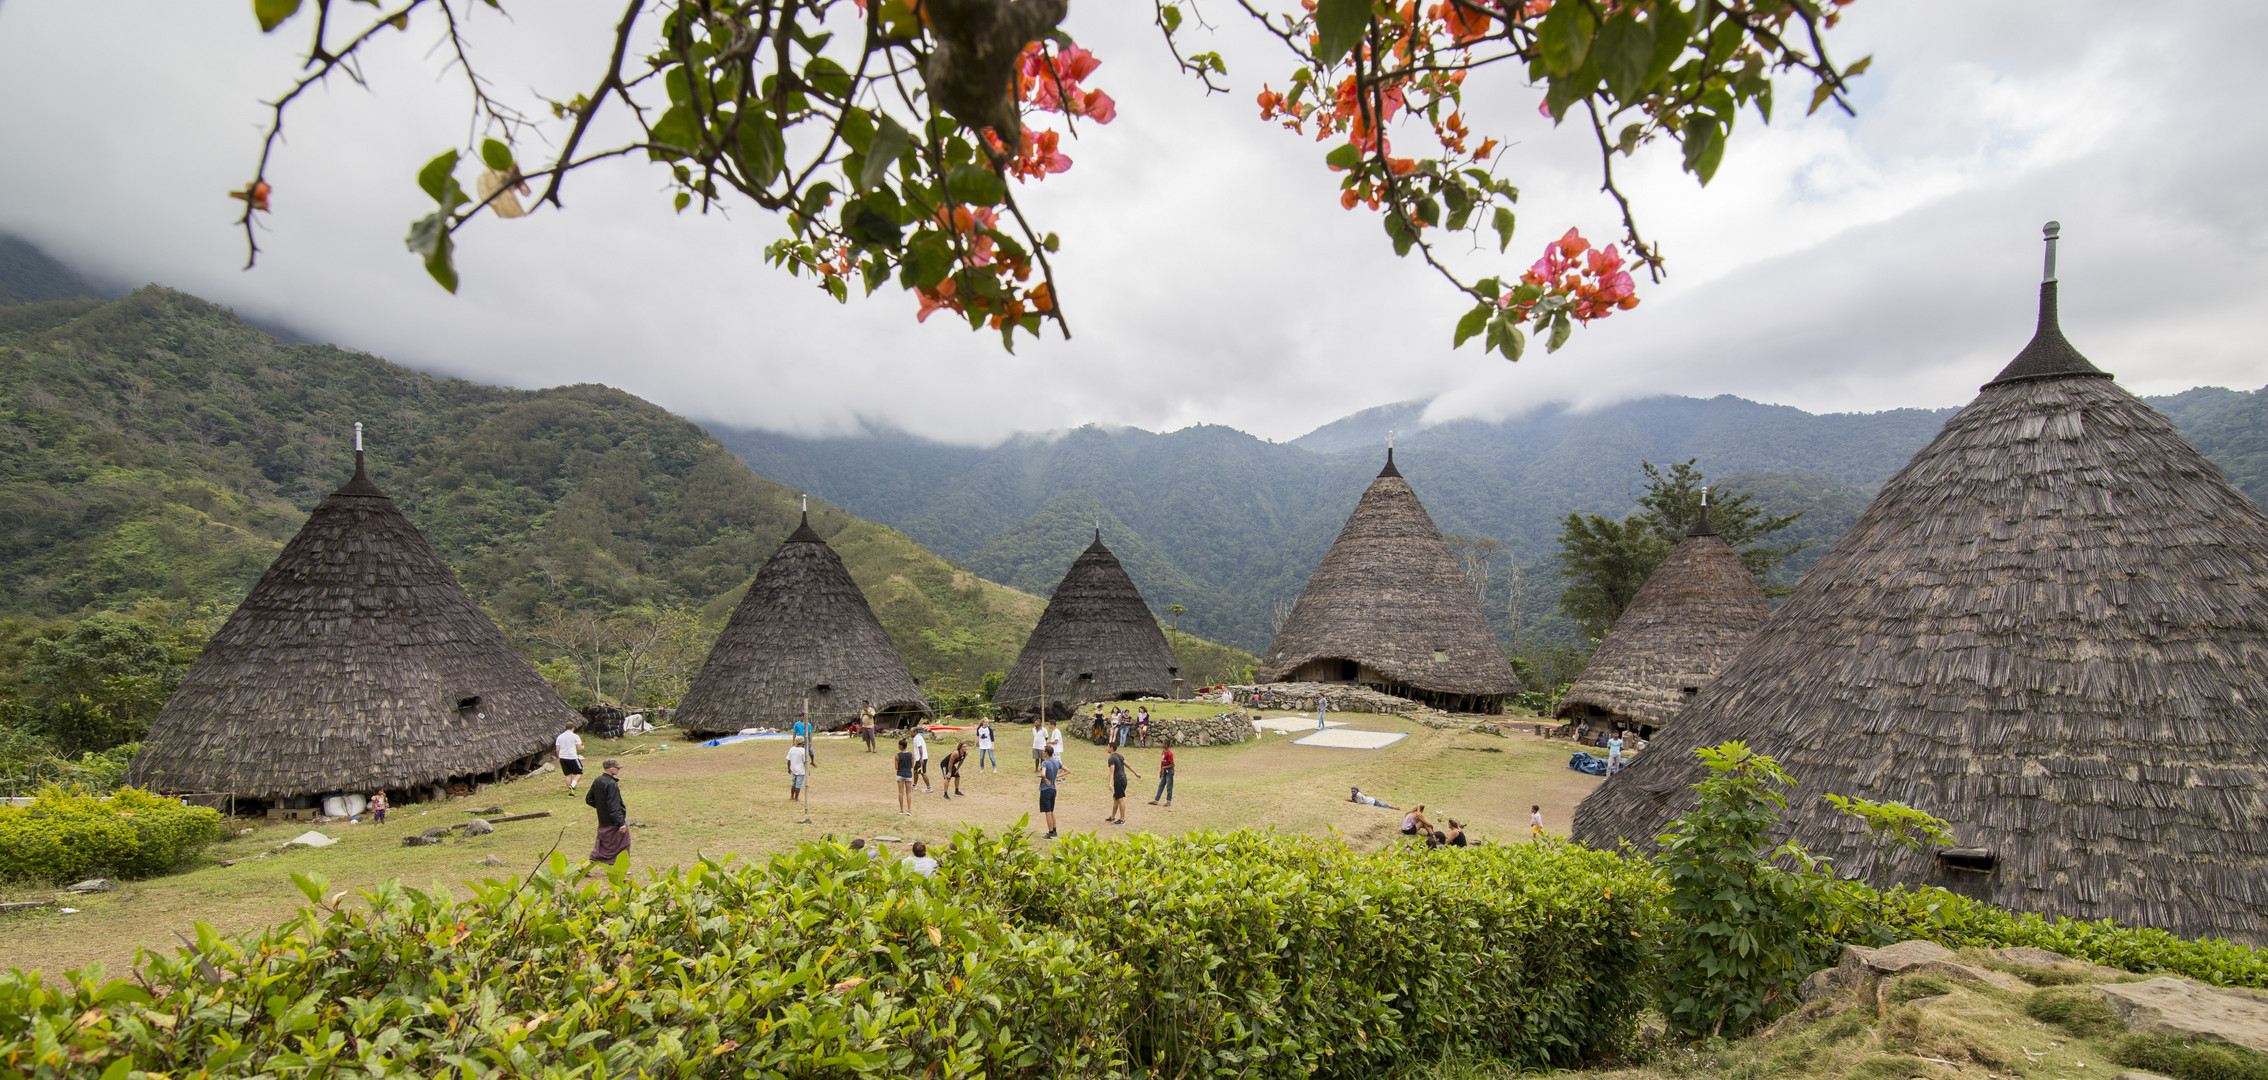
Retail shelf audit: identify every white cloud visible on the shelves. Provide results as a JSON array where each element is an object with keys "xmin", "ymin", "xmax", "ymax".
[{"xmin": 1, "ymin": 0, "xmax": 2262, "ymax": 446}]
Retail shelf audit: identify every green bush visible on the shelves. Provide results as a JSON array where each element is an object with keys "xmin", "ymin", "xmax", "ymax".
[
  {"xmin": 2023, "ymin": 986, "xmax": 2122, "ymax": 1036},
  {"xmin": 2112, "ymin": 1033, "xmax": 2268, "ymax": 1080},
  {"xmin": 0, "ymin": 828, "xmax": 1662, "ymax": 1079},
  {"xmin": 1833, "ymin": 883, "xmax": 2268, "ymax": 990},
  {"xmin": 951, "ymin": 827, "xmax": 1664, "ymax": 1075},
  {"xmin": 0, "ymin": 784, "xmax": 222, "ymax": 882}
]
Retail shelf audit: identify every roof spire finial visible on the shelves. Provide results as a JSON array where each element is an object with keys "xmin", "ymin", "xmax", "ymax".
[
  {"xmin": 351, "ymin": 421, "xmax": 367, "ymax": 481},
  {"xmin": 1095, "ymin": 517, "xmax": 1101, "ymax": 544},
  {"xmin": 1689, "ymin": 484, "xmax": 1717, "ymax": 537},
  {"xmin": 1379, "ymin": 430, "xmax": 1401, "ymax": 477},
  {"xmin": 1984, "ymin": 219, "xmax": 2108, "ymax": 387}
]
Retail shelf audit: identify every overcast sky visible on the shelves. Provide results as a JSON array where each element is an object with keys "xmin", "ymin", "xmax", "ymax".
[{"xmin": 2, "ymin": 1, "xmax": 2262, "ymax": 445}]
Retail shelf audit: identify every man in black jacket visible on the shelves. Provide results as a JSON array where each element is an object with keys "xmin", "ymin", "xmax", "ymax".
[{"xmin": 581, "ymin": 759, "xmax": 630, "ymax": 878}]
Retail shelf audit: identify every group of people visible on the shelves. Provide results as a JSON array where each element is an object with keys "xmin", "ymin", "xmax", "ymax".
[
  {"xmin": 1089, "ymin": 704, "xmax": 1153, "ymax": 748},
  {"xmin": 1346, "ymin": 786, "xmax": 1499, "ymax": 849}
]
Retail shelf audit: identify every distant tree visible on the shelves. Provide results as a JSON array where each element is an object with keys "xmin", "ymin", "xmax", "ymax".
[
  {"xmin": 24, "ymin": 614, "xmax": 201, "ymax": 756},
  {"xmin": 1166, "ymin": 603, "xmax": 1187, "ymax": 631},
  {"xmin": 1443, "ymin": 534, "xmax": 1503, "ymax": 606},
  {"xmin": 1553, "ymin": 514, "xmax": 1669, "ymax": 641},
  {"xmin": 615, "ymin": 606, "xmax": 712, "ymax": 708},
  {"xmin": 981, "ymin": 671, "xmax": 1005, "ymax": 703},
  {"xmin": 528, "ymin": 605, "xmax": 614, "ymax": 705},
  {"xmin": 1632, "ymin": 460, "xmax": 1808, "ymax": 589},
  {"xmin": 1556, "ymin": 460, "xmax": 1808, "ymax": 638}
]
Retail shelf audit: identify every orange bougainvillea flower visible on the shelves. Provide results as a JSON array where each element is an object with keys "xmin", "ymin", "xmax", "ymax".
[{"xmin": 229, "ymin": 181, "xmax": 272, "ymax": 212}]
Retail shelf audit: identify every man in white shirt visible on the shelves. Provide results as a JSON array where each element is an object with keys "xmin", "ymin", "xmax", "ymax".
[
  {"xmin": 901, "ymin": 840, "xmax": 937, "ymax": 877},
  {"xmin": 975, "ymin": 721, "xmax": 996, "ymax": 771},
  {"xmin": 785, "ymin": 737, "xmax": 810, "ymax": 804},
  {"xmin": 1031, "ymin": 721, "xmax": 1049, "ymax": 773},
  {"xmin": 1044, "ymin": 721, "xmax": 1064, "ymax": 763},
  {"xmin": 555, "ymin": 727, "xmax": 586, "ymax": 791},
  {"xmin": 911, "ymin": 729, "xmax": 931, "ymax": 792}
]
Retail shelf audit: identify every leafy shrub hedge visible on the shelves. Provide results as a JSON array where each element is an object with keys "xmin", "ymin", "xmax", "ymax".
[
  {"xmin": 0, "ymin": 828, "xmax": 1662, "ymax": 1079},
  {"xmin": 1835, "ymin": 884, "xmax": 2268, "ymax": 990},
  {"xmin": 0, "ymin": 785, "xmax": 223, "ymax": 882}
]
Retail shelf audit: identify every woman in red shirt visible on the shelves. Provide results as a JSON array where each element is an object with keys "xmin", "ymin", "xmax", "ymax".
[{"xmin": 1148, "ymin": 739, "xmax": 1177, "ymax": 808}]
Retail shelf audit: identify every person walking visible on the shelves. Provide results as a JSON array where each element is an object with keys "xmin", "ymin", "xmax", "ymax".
[
  {"xmin": 1606, "ymin": 733, "xmax": 1625, "ymax": 776},
  {"xmin": 1316, "ymin": 693, "xmax": 1331, "ymax": 732},
  {"xmin": 894, "ymin": 738, "xmax": 915, "ymax": 816},
  {"xmin": 975, "ymin": 720, "xmax": 997, "ymax": 771},
  {"xmin": 940, "ymin": 740, "xmax": 968, "ymax": 799},
  {"xmin": 555, "ymin": 725, "xmax": 586, "ymax": 792},
  {"xmin": 1105, "ymin": 742, "xmax": 1141, "ymax": 825},
  {"xmin": 786, "ymin": 736, "xmax": 810, "ymax": 804},
  {"xmin": 860, "ymin": 700, "xmax": 878, "ymax": 753},
  {"xmin": 1148, "ymin": 740, "xmax": 1176, "ymax": 809},
  {"xmin": 1031, "ymin": 718, "xmax": 1049, "ymax": 773},
  {"xmin": 369, "ymin": 790, "xmax": 389, "ymax": 825},
  {"xmin": 580, "ymin": 759, "xmax": 629, "ymax": 877},
  {"xmin": 911, "ymin": 728, "xmax": 932, "ymax": 792},
  {"xmin": 1039, "ymin": 746, "xmax": 1068, "ymax": 839}
]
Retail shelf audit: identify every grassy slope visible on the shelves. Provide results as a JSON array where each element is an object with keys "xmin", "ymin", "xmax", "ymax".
[
  {"xmin": 0, "ymin": 288, "xmax": 1081, "ymax": 688},
  {"xmin": 0, "ymin": 714, "xmax": 1597, "ymax": 977}
]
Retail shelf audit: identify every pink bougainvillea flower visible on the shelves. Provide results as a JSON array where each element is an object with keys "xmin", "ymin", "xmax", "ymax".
[{"xmin": 1080, "ymin": 88, "xmax": 1117, "ymax": 123}]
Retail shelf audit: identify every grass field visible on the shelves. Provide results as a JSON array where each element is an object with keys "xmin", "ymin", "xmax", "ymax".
[{"xmin": 0, "ymin": 710, "xmax": 1600, "ymax": 979}]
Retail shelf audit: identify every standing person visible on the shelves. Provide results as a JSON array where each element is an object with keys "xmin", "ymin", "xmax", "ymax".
[
  {"xmin": 940, "ymin": 740, "xmax": 968, "ymax": 799},
  {"xmin": 791, "ymin": 711, "xmax": 818, "ymax": 768},
  {"xmin": 1031, "ymin": 719, "xmax": 1049, "ymax": 774},
  {"xmin": 555, "ymin": 725, "xmax": 586, "ymax": 792},
  {"xmin": 975, "ymin": 719, "xmax": 997, "ymax": 771},
  {"xmin": 786, "ymin": 736, "xmax": 810, "ymax": 804},
  {"xmin": 369, "ymin": 791, "xmax": 389, "ymax": 825},
  {"xmin": 1038, "ymin": 746, "xmax": 1069, "ymax": 839},
  {"xmin": 894, "ymin": 738, "xmax": 915, "ymax": 816},
  {"xmin": 860, "ymin": 700, "xmax": 878, "ymax": 753},
  {"xmin": 1044, "ymin": 720, "xmax": 1064, "ymax": 765},
  {"xmin": 1105, "ymin": 742, "xmax": 1141, "ymax": 825},
  {"xmin": 1148, "ymin": 740, "xmax": 1176, "ymax": 808},
  {"xmin": 911, "ymin": 728, "xmax": 932, "ymax": 792},
  {"xmin": 1316, "ymin": 693, "xmax": 1332, "ymax": 731},
  {"xmin": 580, "ymin": 760, "xmax": 629, "ymax": 877},
  {"xmin": 1606, "ymin": 732, "xmax": 1625, "ymax": 776},
  {"xmin": 1530, "ymin": 804, "xmax": 1545, "ymax": 837}
]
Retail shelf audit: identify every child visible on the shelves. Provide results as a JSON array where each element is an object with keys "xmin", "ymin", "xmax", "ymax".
[
  {"xmin": 370, "ymin": 791, "xmax": 389, "ymax": 825},
  {"xmin": 1530, "ymin": 805, "xmax": 1545, "ymax": 837}
]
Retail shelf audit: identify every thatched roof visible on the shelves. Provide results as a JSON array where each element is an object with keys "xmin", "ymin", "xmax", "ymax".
[
  {"xmin": 1555, "ymin": 503, "xmax": 1773, "ymax": 729},
  {"xmin": 996, "ymin": 530, "xmax": 1180, "ymax": 720},
  {"xmin": 131, "ymin": 452, "xmax": 578, "ymax": 801},
  {"xmin": 1259, "ymin": 450, "xmax": 1521, "ymax": 699},
  {"xmin": 673, "ymin": 515, "xmax": 930, "ymax": 736},
  {"xmin": 1573, "ymin": 251, "xmax": 2268, "ymax": 944}
]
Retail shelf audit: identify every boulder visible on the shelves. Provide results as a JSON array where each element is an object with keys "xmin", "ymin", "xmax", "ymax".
[
  {"xmin": 2095, "ymin": 977, "xmax": 2268, "ymax": 1053},
  {"xmin": 458, "ymin": 818, "xmax": 495, "ymax": 836},
  {"xmin": 420, "ymin": 826, "xmax": 452, "ymax": 839},
  {"xmin": 65, "ymin": 879, "xmax": 115, "ymax": 894},
  {"xmin": 1838, "ymin": 940, "xmax": 2028, "ymax": 993},
  {"xmin": 1993, "ymin": 946, "xmax": 2077, "ymax": 967},
  {"xmin": 476, "ymin": 854, "xmax": 508, "ymax": 867},
  {"xmin": 1798, "ymin": 967, "xmax": 1847, "ymax": 1003}
]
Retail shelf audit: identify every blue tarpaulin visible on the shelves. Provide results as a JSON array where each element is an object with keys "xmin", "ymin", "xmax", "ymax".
[{"xmin": 1568, "ymin": 752, "xmax": 1609, "ymax": 777}]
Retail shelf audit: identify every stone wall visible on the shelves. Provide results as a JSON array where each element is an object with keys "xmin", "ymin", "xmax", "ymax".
[
  {"xmin": 1150, "ymin": 712, "xmax": 1255, "ymax": 747},
  {"xmin": 1214, "ymin": 683, "xmax": 1448, "ymax": 717}
]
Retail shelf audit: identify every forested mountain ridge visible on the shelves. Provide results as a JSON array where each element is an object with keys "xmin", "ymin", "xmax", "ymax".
[
  {"xmin": 0, "ymin": 286, "xmax": 1074, "ymax": 689},
  {"xmin": 714, "ymin": 381, "xmax": 2268, "ymax": 653}
]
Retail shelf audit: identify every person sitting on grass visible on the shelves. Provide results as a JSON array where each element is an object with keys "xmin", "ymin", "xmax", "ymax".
[
  {"xmin": 902, "ymin": 840, "xmax": 938, "ymax": 877},
  {"xmin": 1348, "ymin": 786, "xmax": 1395, "ymax": 809},
  {"xmin": 1427, "ymin": 830, "xmax": 1447, "ymax": 850},
  {"xmin": 1400, "ymin": 805, "xmax": 1434, "ymax": 837},
  {"xmin": 1445, "ymin": 818, "xmax": 1469, "ymax": 847}
]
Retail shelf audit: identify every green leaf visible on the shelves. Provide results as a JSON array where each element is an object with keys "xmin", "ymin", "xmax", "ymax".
[
  {"xmin": 1325, "ymin": 142, "xmax": 1363, "ymax": 171},
  {"xmin": 1537, "ymin": 1, "xmax": 1596, "ymax": 77},
  {"xmin": 1383, "ymin": 210, "xmax": 1415, "ymax": 257},
  {"xmin": 649, "ymin": 105, "xmax": 699, "ymax": 161},
  {"xmin": 1618, "ymin": 123, "xmax": 1645, "ymax": 154},
  {"xmin": 843, "ymin": 200, "xmax": 904, "ymax": 248},
  {"xmin": 1646, "ymin": 2, "xmax": 1692, "ymax": 82},
  {"xmin": 1453, "ymin": 303, "xmax": 1491, "ymax": 348},
  {"xmin": 417, "ymin": 150, "xmax": 462, "ymax": 205},
  {"xmin": 737, "ymin": 114, "xmax": 786, "ymax": 185},
  {"xmin": 253, "ymin": 0, "xmax": 303, "ymax": 32},
  {"xmin": 1162, "ymin": 4, "xmax": 1182, "ymax": 33},
  {"xmin": 900, "ymin": 234, "xmax": 954, "ymax": 290},
  {"xmin": 1493, "ymin": 207, "xmax": 1516, "ymax": 253},
  {"xmin": 1595, "ymin": 16, "xmax": 1655, "ymax": 102},
  {"xmin": 404, "ymin": 212, "xmax": 459, "ymax": 293},
  {"xmin": 674, "ymin": 192, "xmax": 691, "ymax": 213},
  {"xmin": 1314, "ymin": 0, "xmax": 1370, "ymax": 69},
  {"xmin": 480, "ymin": 138, "xmax": 514, "ymax": 172},
  {"xmin": 1547, "ymin": 311, "xmax": 1572, "ymax": 352},
  {"xmin": 1415, "ymin": 196, "xmax": 1440, "ymax": 228},
  {"xmin": 1682, "ymin": 114, "xmax": 1724, "ymax": 184},
  {"xmin": 289, "ymin": 871, "xmax": 325, "ymax": 905},
  {"xmin": 861, "ymin": 115, "xmax": 911, "ymax": 193},
  {"xmin": 946, "ymin": 164, "xmax": 1006, "ymax": 207}
]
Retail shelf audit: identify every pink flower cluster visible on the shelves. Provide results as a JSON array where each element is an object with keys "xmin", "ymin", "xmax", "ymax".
[
  {"xmin": 1019, "ymin": 45, "xmax": 1117, "ymax": 124},
  {"xmin": 1507, "ymin": 228, "xmax": 1641, "ymax": 323}
]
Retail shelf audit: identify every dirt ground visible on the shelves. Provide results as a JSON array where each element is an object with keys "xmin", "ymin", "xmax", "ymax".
[{"xmin": 0, "ymin": 711, "xmax": 1601, "ymax": 978}]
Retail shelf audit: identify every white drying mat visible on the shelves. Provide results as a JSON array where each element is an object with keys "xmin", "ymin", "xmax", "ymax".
[
  {"xmin": 1292, "ymin": 729, "xmax": 1408, "ymax": 749},
  {"xmin": 1254, "ymin": 716, "xmax": 1349, "ymax": 733}
]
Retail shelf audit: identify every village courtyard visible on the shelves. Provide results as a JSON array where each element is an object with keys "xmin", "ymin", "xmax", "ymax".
[{"xmin": 0, "ymin": 706, "xmax": 1599, "ymax": 977}]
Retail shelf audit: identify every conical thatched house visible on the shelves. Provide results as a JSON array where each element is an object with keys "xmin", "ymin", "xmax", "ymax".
[
  {"xmin": 1555, "ymin": 501, "xmax": 1773, "ymax": 737},
  {"xmin": 673, "ymin": 515, "xmax": 931, "ymax": 737},
  {"xmin": 996, "ymin": 529, "xmax": 1181, "ymax": 721},
  {"xmin": 131, "ymin": 447, "xmax": 578, "ymax": 806},
  {"xmin": 1573, "ymin": 225, "xmax": 2268, "ymax": 944},
  {"xmin": 1259, "ymin": 449, "xmax": 1520, "ymax": 712}
]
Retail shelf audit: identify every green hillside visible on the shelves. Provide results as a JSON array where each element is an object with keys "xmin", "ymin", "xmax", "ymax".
[{"xmin": 0, "ymin": 286, "xmax": 1051, "ymax": 694}]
